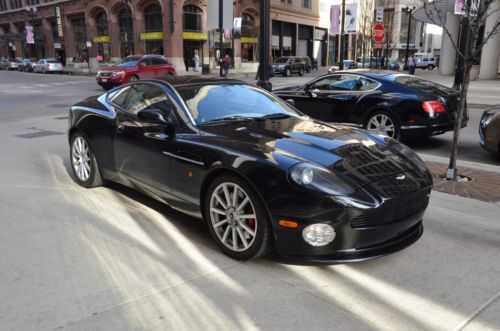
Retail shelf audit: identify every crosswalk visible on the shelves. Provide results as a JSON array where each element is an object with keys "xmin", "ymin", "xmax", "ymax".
[{"xmin": 0, "ymin": 80, "xmax": 95, "ymax": 95}]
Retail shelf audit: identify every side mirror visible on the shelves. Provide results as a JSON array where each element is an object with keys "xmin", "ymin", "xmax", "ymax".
[
  {"xmin": 285, "ymin": 99, "xmax": 295, "ymax": 107},
  {"xmin": 137, "ymin": 108, "xmax": 172, "ymax": 127}
]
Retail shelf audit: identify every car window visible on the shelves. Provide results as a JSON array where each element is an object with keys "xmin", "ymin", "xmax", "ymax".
[
  {"xmin": 311, "ymin": 75, "xmax": 358, "ymax": 91},
  {"xmin": 108, "ymin": 86, "xmax": 132, "ymax": 108},
  {"xmin": 150, "ymin": 57, "xmax": 166, "ymax": 65},
  {"xmin": 141, "ymin": 58, "xmax": 153, "ymax": 66},
  {"xmin": 122, "ymin": 84, "xmax": 179, "ymax": 123},
  {"xmin": 352, "ymin": 77, "xmax": 380, "ymax": 91}
]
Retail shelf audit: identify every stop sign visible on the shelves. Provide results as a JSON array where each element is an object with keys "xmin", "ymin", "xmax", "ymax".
[{"xmin": 372, "ymin": 23, "xmax": 385, "ymax": 43}]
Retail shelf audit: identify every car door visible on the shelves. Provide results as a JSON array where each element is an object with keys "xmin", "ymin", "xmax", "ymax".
[
  {"xmin": 300, "ymin": 74, "xmax": 359, "ymax": 122},
  {"xmin": 137, "ymin": 58, "xmax": 154, "ymax": 79},
  {"xmin": 150, "ymin": 57, "xmax": 168, "ymax": 78},
  {"xmin": 113, "ymin": 82, "xmax": 180, "ymax": 192}
]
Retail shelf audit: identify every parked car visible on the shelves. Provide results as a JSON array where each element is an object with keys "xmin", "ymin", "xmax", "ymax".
[
  {"xmin": 271, "ymin": 56, "xmax": 305, "ymax": 77},
  {"xmin": 33, "ymin": 59, "xmax": 64, "ymax": 74},
  {"xmin": 328, "ymin": 60, "xmax": 357, "ymax": 73},
  {"xmin": 18, "ymin": 59, "xmax": 35, "ymax": 72},
  {"xmin": 479, "ymin": 105, "xmax": 500, "ymax": 155},
  {"xmin": 0, "ymin": 59, "xmax": 9, "ymax": 70},
  {"xmin": 96, "ymin": 55, "xmax": 176, "ymax": 90},
  {"xmin": 273, "ymin": 71, "xmax": 468, "ymax": 140},
  {"xmin": 68, "ymin": 76, "xmax": 432, "ymax": 261},
  {"xmin": 5, "ymin": 59, "xmax": 21, "ymax": 70},
  {"xmin": 300, "ymin": 56, "xmax": 312, "ymax": 73},
  {"xmin": 416, "ymin": 56, "xmax": 437, "ymax": 70},
  {"xmin": 388, "ymin": 58, "xmax": 401, "ymax": 71}
]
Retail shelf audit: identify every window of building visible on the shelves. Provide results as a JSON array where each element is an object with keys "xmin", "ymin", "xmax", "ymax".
[
  {"xmin": 72, "ymin": 17, "xmax": 88, "ymax": 62},
  {"xmin": 241, "ymin": 13, "xmax": 257, "ymax": 62},
  {"xmin": 183, "ymin": 5, "xmax": 202, "ymax": 32},
  {"xmin": 119, "ymin": 6, "xmax": 134, "ymax": 58},
  {"xmin": 302, "ymin": 0, "xmax": 310, "ymax": 8},
  {"xmin": 94, "ymin": 10, "xmax": 110, "ymax": 62},
  {"xmin": 0, "ymin": 0, "xmax": 8, "ymax": 11},
  {"xmin": 144, "ymin": 4, "xmax": 163, "ymax": 55}
]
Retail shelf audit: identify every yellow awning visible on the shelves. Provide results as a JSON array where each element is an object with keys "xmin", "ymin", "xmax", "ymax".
[
  {"xmin": 183, "ymin": 32, "xmax": 208, "ymax": 40},
  {"xmin": 92, "ymin": 36, "xmax": 110, "ymax": 43},
  {"xmin": 140, "ymin": 32, "xmax": 164, "ymax": 41}
]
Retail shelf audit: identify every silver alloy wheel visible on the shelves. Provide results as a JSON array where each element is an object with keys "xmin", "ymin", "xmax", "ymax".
[
  {"xmin": 366, "ymin": 114, "xmax": 396, "ymax": 137},
  {"xmin": 129, "ymin": 75, "xmax": 138, "ymax": 82},
  {"xmin": 209, "ymin": 182, "xmax": 257, "ymax": 252},
  {"xmin": 71, "ymin": 136, "xmax": 91, "ymax": 182}
]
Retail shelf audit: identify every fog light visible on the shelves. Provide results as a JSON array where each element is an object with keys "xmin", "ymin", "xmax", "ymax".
[{"xmin": 302, "ymin": 224, "xmax": 336, "ymax": 247}]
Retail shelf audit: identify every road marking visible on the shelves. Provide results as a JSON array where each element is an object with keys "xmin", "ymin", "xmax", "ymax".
[
  {"xmin": 51, "ymin": 82, "xmax": 66, "ymax": 85},
  {"xmin": 34, "ymin": 84, "xmax": 49, "ymax": 87}
]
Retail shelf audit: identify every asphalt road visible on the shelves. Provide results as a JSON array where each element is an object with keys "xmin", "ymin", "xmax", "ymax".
[{"xmin": 1, "ymin": 69, "xmax": 500, "ymax": 331}]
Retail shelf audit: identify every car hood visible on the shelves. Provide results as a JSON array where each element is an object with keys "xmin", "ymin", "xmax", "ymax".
[
  {"xmin": 200, "ymin": 117, "xmax": 421, "ymax": 188},
  {"xmin": 99, "ymin": 66, "xmax": 137, "ymax": 72}
]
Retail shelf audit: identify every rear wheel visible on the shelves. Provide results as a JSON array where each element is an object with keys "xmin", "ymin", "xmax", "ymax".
[
  {"xmin": 427, "ymin": 64, "xmax": 434, "ymax": 70},
  {"xmin": 364, "ymin": 111, "xmax": 401, "ymax": 140},
  {"xmin": 205, "ymin": 175, "xmax": 272, "ymax": 260},
  {"xmin": 283, "ymin": 68, "xmax": 290, "ymax": 77},
  {"xmin": 70, "ymin": 133, "xmax": 103, "ymax": 188}
]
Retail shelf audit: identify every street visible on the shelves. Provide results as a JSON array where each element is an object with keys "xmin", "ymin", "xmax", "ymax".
[{"xmin": 1, "ymin": 70, "xmax": 500, "ymax": 331}]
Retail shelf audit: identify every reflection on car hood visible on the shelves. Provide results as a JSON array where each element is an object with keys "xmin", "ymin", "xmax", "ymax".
[
  {"xmin": 200, "ymin": 117, "xmax": 419, "ymax": 188},
  {"xmin": 99, "ymin": 66, "xmax": 136, "ymax": 72}
]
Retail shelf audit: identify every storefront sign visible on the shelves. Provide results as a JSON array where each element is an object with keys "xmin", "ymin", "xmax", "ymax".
[
  {"xmin": 54, "ymin": 7, "xmax": 64, "ymax": 38},
  {"xmin": 233, "ymin": 17, "xmax": 241, "ymax": 39},
  {"xmin": 376, "ymin": 6, "xmax": 384, "ymax": 22},
  {"xmin": 93, "ymin": 36, "xmax": 110, "ymax": 43},
  {"xmin": 140, "ymin": 32, "xmax": 164, "ymax": 41},
  {"xmin": 182, "ymin": 32, "xmax": 208, "ymax": 40},
  {"xmin": 26, "ymin": 26, "xmax": 34, "ymax": 44},
  {"xmin": 241, "ymin": 36, "xmax": 257, "ymax": 44},
  {"xmin": 54, "ymin": 42, "xmax": 62, "ymax": 49}
]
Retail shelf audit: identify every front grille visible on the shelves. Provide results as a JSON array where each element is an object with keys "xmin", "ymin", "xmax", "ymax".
[
  {"xmin": 351, "ymin": 189, "xmax": 430, "ymax": 229},
  {"xmin": 100, "ymin": 72, "xmax": 112, "ymax": 78}
]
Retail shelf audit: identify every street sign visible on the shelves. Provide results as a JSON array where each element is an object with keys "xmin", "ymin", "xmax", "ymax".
[
  {"xmin": 376, "ymin": 6, "xmax": 384, "ymax": 22},
  {"xmin": 372, "ymin": 23, "xmax": 385, "ymax": 43}
]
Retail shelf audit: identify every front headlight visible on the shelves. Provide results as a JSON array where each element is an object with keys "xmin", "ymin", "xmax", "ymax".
[
  {"xmin": 111, "ymin": 71, "xmax": 125, "ymax": 77},
  {"xmin": 391, "ymin": 143, "xmax": 428, "ymax": 173},
  {"xmin": 480, "ymin": 112, "xmax": 497, "ymax": 127},
  {"xmin": 289, "ymin": 163, "xmax": 355, "ymax": 196}
]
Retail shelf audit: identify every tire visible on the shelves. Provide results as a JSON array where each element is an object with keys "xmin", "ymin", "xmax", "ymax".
[
  {"xmin": 299, "ymin": 68, "xmax": 304, "ymax": 76},
  {"xmin": 128, "ymin": 75, "xmax": 139, "ymax": 83},
  {"xmin": 204, "ymin": 174, "xmax": 272, "ymax": 260},
  {"xmin": 306, "ymin": 66, "xmax": 311, "ymax": 73},
  {"xmin": 283, "ymin": 68, "xmax": 290, "ymax": 77},
  {"xmin": 42, "ymin": 68, "xmax": 46, "ymax": 74},
  {"xmin": 364, "ymin": 111, "xmax": 401, "ymax": 140},
  {"xmin": 70, "ymin": 133, "xmax": 104, "ymax": 188},
  {"xmin": 427, "ymin": 64, "xmax": 434, "ymax": 70}
]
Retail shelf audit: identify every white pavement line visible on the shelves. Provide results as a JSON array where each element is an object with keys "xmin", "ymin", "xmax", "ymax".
[
  {"xmin": 34, "ymin": 84, "xmax": 49, "ymax": 87},
  {"xmin": 51, "ymin": 82, "xmax": 66, "ymax": 85},
  {"xmin": 20, "ymin": 86, "xmax": 35, "ymax": 89},
  {"xmin": 452, "ymin": 289, "xmax": 500, "ymax": 331},
  {"xmin": 418, "ymin": 152, "xmax": 500, "ymax": 174}
]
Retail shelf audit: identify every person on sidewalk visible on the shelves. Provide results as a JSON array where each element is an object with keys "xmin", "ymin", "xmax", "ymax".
[
  {"xmin": 221, "ymin": 54, "xmax": 231, "ymax": 78},
  {"xmin": 408, "ymin": 55, "xmax": 416, "ymax": 75},
  {"xmin": 193, "ymin": 50, "xmax": 200, "ymax": 72}
]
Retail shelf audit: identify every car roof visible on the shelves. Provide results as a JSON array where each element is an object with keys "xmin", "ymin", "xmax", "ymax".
[
  {"xmin": 333, "ymin": 70, "xmax": 399, "ymax": 79},
  {"xmin": 155, "ymin": 75, "xmax": 246, "ymax": 87}
]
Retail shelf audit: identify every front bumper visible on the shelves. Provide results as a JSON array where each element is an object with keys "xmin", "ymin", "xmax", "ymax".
[{"xmin": 96, "ymin": 76, "xmax": 124, "ymax": 87}]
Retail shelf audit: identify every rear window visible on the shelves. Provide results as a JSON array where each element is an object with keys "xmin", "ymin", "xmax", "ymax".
[{"xmin": 395, "ymin": 76, "xmax": 450, "ymax": 94}]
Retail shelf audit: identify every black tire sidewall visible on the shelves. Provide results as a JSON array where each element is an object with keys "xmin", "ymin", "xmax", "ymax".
[
  {"xmin": 128, "ymin": 75, "xmax": 138, "ymax": 82},
  {"xmin": 204, "ymin": 174, "xmax": 272, "ymax": 260}
]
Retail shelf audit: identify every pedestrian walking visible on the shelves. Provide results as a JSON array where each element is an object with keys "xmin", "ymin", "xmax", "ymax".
[
  {"xmin": 408, "ymin": 55, "xmax": 416, "ymax": 75},
  {"xmin": 183, "ymin": 54, "xmax": 189, "ymax": 72},
  {"xmin": 193, "ymin": 50, "xmax": 200, "ymax": 72},
  {"xmin": 221, "ymin": 54, "xmax": 231, "ymax": 78}
]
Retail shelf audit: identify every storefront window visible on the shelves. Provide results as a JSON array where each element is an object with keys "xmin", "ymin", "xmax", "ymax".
[
  {"xmin": 95, "ymin": 11, "xmax": 110, "ymax": 61},
  {"xmin": 144, "ymin": 4, "xmax": 163, "ymax": 54},
  {"xmin": 119, "ymin": 6, "xmax": 134, "ymax": 58},
  {"xmin": 241, "ymin": 13, "xmax": 257, "ymax": 62},
  {"xmin": 183, "ymin": 5, "xmax": 202, "ymax": 32},
  {"xmin": 72, "ymin": 18, "xmax": 87, "ymax": 62}
]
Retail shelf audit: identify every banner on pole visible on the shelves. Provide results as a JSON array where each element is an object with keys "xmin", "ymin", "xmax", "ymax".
[
  {"xmin": 329, "ymin": 5, "xmax": 340, "ymax": 35},
  {"xmin": 344, "ymin": 4, "xmax": 357, "ymax": 34},
  {"xmin": 26, "ymin": 26, "xmax": 34, "ymax": 44}
]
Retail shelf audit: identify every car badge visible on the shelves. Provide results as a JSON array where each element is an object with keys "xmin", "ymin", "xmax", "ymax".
[{"xmin": 396, "ymin": 175, "xmax": 406, "ymax": 180}]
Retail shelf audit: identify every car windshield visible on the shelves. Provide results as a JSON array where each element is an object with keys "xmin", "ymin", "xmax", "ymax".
[
  {"xmin": 176, "ymin": 84, "xmax": 302, "ymax": 125},
  {"xmin": 114, "ymin": 58, "xmax": 140, "ymax": 67},
  {"xmin": 274, "ymin": 58, "xmax": 289, "ymax": 63}
]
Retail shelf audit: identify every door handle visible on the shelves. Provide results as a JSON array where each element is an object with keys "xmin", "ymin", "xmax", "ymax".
[{"xmin": 116, "ymin": 124, "xmax": 124, "ymax": 133}]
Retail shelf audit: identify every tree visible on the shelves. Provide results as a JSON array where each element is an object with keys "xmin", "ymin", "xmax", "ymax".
[
  {"xmin": 357, "ymin": 0, "xmax": 374, "ymax": 67},
  {"xmin": 422, "ymin": 0, "xmax": 500, "ymax": 180}
]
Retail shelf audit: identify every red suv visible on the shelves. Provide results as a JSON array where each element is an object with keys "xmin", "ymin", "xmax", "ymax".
[{"xmin": 96, "ymin": 55, "xmax": 176, "ymax": 90}]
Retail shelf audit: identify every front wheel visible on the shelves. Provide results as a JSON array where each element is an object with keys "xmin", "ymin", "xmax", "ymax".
[
  {"xmin": 364, "ymin": 111, "xmax": 401, "ymax": 140},
  {"xmin": 205, "ymin": 175, "xmax": 272, "ymax": 260},
  {"xmin": 427, "ymin": 64, "xmax": 434, "ymax": 70},
  {"xmin": 70, "ymin": 133, "xmax": 104, "ymax": 188},
  {"xmin": 299, "ymin": 68, "xmax": 304, "ymax": 76},
  {"xmin": 128, "ymin": 75, "xmax": 139, "ymax": 83},
  {"xmin": 283, "ymin": 68, "xmax": 290, "ymax": 77}
]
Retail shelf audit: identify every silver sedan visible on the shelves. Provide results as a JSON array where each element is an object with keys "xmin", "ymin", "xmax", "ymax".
[{"xmin": 33, "ymin": 59, "xmax": 64, "ymax": 74}]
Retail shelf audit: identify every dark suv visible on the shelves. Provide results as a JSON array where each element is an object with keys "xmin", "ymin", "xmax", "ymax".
[{"xmin": 271, "ymin": 56, "xmax": 305, "ymax": 77}]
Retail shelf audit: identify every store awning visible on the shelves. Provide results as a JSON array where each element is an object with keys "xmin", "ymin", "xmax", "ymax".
[{"xmin": 413, "ymin": 0, "xmax": 456, "ymax": 26}]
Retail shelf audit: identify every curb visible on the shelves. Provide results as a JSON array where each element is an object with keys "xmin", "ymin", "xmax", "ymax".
[{"xmin": 418, "ymin": 152, "xmax": 500, "ymax": 174}]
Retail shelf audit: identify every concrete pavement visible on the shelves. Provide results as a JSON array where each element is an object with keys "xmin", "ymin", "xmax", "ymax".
[{"xmin": 1, "ymin": 69, "xmax": 500, "ymax": 331}]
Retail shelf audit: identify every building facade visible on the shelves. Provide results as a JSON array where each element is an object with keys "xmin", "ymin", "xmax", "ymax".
[{"xmin": 0, "ymin": 0, "xmax": 331, "ymax": 73}]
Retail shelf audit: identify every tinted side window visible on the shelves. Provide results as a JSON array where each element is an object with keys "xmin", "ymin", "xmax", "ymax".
[
  {"xmin": 123, "ymin": 84, "xmax": 179, "ymax": 122},
  {"xmin": 353, "ymin": 77, "xmax": 380, "ymax": 91},
  {"xmin": 151, "ymin": 57, "xmax": 166, "ymax": 65},
  {"xmin": 311, "ymin": 75, "xmax": 358, "ymax": 91},
  {"xmin": 141, "ymin": 58, "xmax": 153, "ymax": 66},
  {"xmin": 108, "ymin": 86, "xmax": 132, "ymax": 107}
]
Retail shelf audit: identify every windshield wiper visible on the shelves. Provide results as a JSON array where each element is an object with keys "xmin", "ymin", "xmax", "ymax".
[{"xmin": 202, "ymin": 115, "xmax": 257, "ymax": 124}]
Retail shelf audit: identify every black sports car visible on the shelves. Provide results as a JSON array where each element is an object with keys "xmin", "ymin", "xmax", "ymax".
[
  {"xmin": 68, "ymin": 77, "xmax": 433, "ymax": 262},
  {"xmin": 273, "ymin": 71, "xmax": 468, "ymax": 140}
]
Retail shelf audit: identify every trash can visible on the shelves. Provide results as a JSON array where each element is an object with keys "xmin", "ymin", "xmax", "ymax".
[{"xmin": 202, "ymin": 64, "xmax": 210, "ymax": 75}]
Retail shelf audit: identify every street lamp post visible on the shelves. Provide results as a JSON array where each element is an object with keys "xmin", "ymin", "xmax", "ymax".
[
  {"xmin": 402, "ymin": 6, "xmax": 415, "ymax": 69},
  {"xmin": 256, "ymin": 0, "xmax": 271, "ymax": 91}
]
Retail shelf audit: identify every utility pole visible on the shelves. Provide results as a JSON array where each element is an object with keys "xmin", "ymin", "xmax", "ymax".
[
  {"xmin": 402, "ymin": 6, "xmax": 415, "ymax": 68},
  {"xmin": 219, "ymin": 0, "xmax": 223, "ymax": 77},
  {"xmin": 339, "ymin": 0, "xmax": 346, "ymax": 69},
  {"xmin": 452, "ymin": 14, "xmax": 470, "ymax": 90},
  {"xmin": 256, "ymin": 0, "xmax": 271, "ymax": 91}
]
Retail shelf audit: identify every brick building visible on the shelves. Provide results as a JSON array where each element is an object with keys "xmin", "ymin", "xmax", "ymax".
[{"xmin": 0, "ymin": 0, "xmax": 331, "ymax": 73}]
